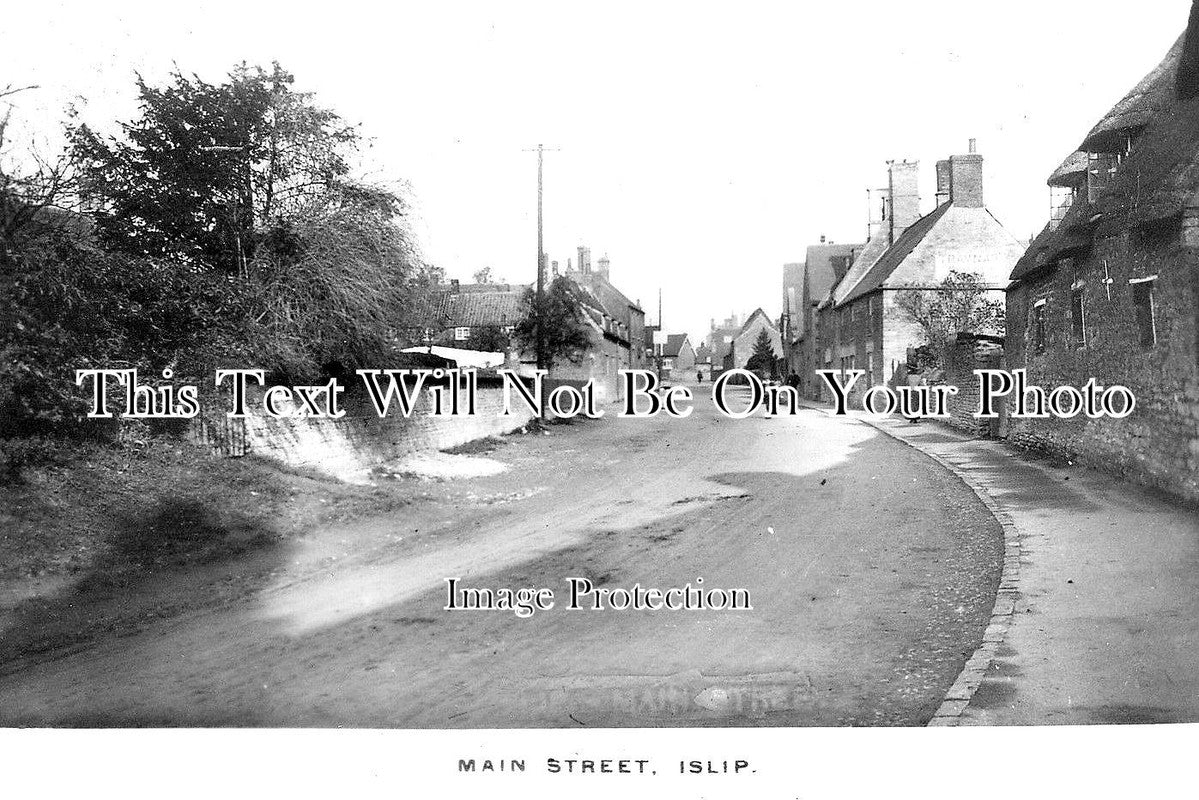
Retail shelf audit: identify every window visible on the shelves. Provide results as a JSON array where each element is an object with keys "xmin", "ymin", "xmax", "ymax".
[
  {"xmin": 1033, "ymin": 299, "xmax": 1047, "ymax": 354},
  {"xmin": 1071, "ymin": 287, "xmax": 1086, "ymax": 347},
  {"xmin": 1130, "ymin": 277, "xmax": 1157, "ymax": 348},
  {"xmin": 454, "ymin": 326, "xmax": 471, "ymax": 341}
]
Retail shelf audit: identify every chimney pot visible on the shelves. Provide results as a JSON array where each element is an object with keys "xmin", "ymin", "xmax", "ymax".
[{"xmin": 968, "ymin": 138, "xmax": 977, "ymax": 154}]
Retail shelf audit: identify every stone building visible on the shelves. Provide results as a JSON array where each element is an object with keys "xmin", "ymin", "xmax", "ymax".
[
  {"xmin": 813, "ymin": 147, "xmax": 1024, "ymax": 401},
  {"xmin": 551, "ymin": 248, "xmax": 648, "ymax": 404},
  {"xmin": 704, "ymin": 313, "xmax": 743, "ymax": 379},
  {"xmin": 722, "ymin": 308, "xmax": 783, "ymax": 373},
  {"xmin": 783, "ymin": 241, "xmax": 861, "ymax": 396},
  {"xmin": 1004, "ymin": 6, "xmax": 1199, "ymax": 503}
]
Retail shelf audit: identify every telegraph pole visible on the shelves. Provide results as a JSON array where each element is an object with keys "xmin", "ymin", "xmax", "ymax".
[{"xmin": 523, "ymin": 144, "xmax": 558, "ymax": 372}]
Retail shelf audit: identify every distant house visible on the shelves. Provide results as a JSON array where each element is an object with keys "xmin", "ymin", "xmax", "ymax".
[
  {"xmin": 813, "ymin": 146, "xmax": 1024, "ymax": 401},
  {"xmin": 660, "ymin": 333, "xmax": 696, "ymax": 382},
  {"xmin": 704, "ymin": 313, "xmax": 744, "ymax": 378},
  {"xmin": 1004, "ymin": 7, "xmax": 1199, "ymax": 503},
  {"xmin": 783, "ymin": 242, "xmax": 861, "ymax": 395},
  {"xmin": 723, "ymin": 308, "xmax": 782, "ymax": 374},
  {"xmin": 429, "ymin": 281, "xmax": 527, "ymax": 351}
]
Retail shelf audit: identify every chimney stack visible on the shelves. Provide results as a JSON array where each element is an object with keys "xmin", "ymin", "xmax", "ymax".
[
  {"xmin": 596, "ymin": 253, "xmax": 610, "ymax": 279},
  {"xmin": 577, "ymin": 246, "xmax": 592, "ymax": 275},
  {"xmin": 887, "ymin": 160, "xmax": 921, "ymax": 244},
  {"xmin": 551, "ymin": 260, "xmax": 559, "ymax": 278},
  {"xmin": 949, "ymin": 142, "xmax": 984, "ymax": 208}
]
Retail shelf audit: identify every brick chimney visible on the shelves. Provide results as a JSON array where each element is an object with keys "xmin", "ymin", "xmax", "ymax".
[
  {"xmin": 949, "ymin": 140, "xmax": 984, "ymax": 208},
  {"xmin": 577, "ymin": 246, "xmax": 592, "ymax": 275},
  {"xmin": 935, "ymin": 160, "xmax": 952, "ymax": 207},
  {"xmin": 887, "ymin": 160, "xmax": 921, "ymax": 244},
  {"xmin": 596, "ymin": 253, "xmax": 610, "ymax": 279}
]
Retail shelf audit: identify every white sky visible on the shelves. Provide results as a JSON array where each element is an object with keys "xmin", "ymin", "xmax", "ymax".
[{"xmin": 2, "ymin": 1, "xmax": 1188, "ymax": 344}]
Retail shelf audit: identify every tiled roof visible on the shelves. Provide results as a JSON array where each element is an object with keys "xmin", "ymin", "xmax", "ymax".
[
  {"xmin": 663, "ymin": 333, "xmax": 690, "ymax": 357},
  {"xmin": 838, "ymin": 203, "xmax": 953, "ymax": 305},
  {"xmin": 804, "ymin": 244, "xmax": 860, "ymax": 302},
  {"xmin": 831, "ymin": 231, "xmax": 891, "ymax": 306},
  {"xmin": 434, "ymin": 285, "xmax": 527, "ymax": 327},
  {"xmin": 736, "ymin": 308, "xmax": 775, "ymax": 339}
]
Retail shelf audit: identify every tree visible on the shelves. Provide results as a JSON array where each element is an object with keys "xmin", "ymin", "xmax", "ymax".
[
  {"xmin": 895, "ymin": 270, "xmax": 1004, "ymax": 368},
  {"xmin": 1, "ymin": 86, "xmax": 79, "ymax": 269},
  {"xmin": 513, "ymin": 277, "xmax": 592, "ymax": 370},
  {"xmin": 68, "ymin": 63, "xmax": 366, "ymax": 276},
  {"xmin": 457, "ymin": 326, "xmax": 510, "ymax": 353},
  {"xmin": 744, "ymin": 328, "xmax": 778, "ymax": 378},
  {"xmin": 472, "ymin": 266, "xmax": 494, "ymax": 284},
  {"xmin": 64, "ymin": 64, "xmax": 427, "ymax": 383}
]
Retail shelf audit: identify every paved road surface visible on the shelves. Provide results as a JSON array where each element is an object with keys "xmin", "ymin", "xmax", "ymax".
[{"xmin": 0, "ymin": 391, "xmax": 1002, "ymax": 727}]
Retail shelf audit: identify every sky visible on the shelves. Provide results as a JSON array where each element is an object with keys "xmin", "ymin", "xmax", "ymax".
[{"xmin": 2, "ymin": 1, "xmax": 1189, "ymax": 345}]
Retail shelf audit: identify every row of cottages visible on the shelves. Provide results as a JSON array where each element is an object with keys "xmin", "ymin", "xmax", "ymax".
[
  {"xmin": 426, "ymin": 246, "xmax": 647, "ymax": 404},
  {"xmin": 799, "ymin": 145, "xmax": 1025, "ymax": 403},
  {"xmin": 1005, "ymin": 6, "xmax": 1199, "ymax": 502},
  {"xmin": 543, "ymin": 247, "xmax": 649, "ymax": 403}
]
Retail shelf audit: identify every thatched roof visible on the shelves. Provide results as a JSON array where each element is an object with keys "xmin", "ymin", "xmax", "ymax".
[
  {"xmin": 1008, "ymin": 202, "xmax": 1096, "ymax": 283},
  {"xmin": 1080, "ymin": 32, "xmax": 1186, "ymax": 153},
  {"xmin": 1047, "ymin": 151, "xmax": 1089, "ymax": 188},
  {"xmin": 1093, "ymin": 96, "xmax": 1199, "ymax": 234},
  {"xmin": 1014, "ymin": 5, "xmax": 1199, "ymax": 284}
]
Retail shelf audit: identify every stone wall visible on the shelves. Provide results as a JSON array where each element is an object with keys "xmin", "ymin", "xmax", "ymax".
[
  {"xmin": 939, "ymin": 334, "xmax": 1003, "ymax": 437},
  {"xmin": 190, "ymin": 377, "xmax": 539, "ymax": 483},
  {"xmin": 1003, "ymin": 228, "xmax": 1199, "ymax": 504}
]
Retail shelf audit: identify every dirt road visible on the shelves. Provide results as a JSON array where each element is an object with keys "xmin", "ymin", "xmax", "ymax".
[{"xmin": 0, "ymin": 391, "xmax": 1002, "ymax": 726}]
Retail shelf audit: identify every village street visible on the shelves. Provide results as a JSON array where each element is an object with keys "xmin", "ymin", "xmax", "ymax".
[{"xmin": 0, "ymin": 390, "xmax": 1004, "ymax": 727}]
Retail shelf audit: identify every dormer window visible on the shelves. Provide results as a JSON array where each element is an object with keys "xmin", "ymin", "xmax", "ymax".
[
  {"xmin": 1086, "ymin": 132, "xmax": 1137, "ymax": 203},
  {"xmin": 1049, "ymin": 185, "xmax": 1077, "ymax": 229}
]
